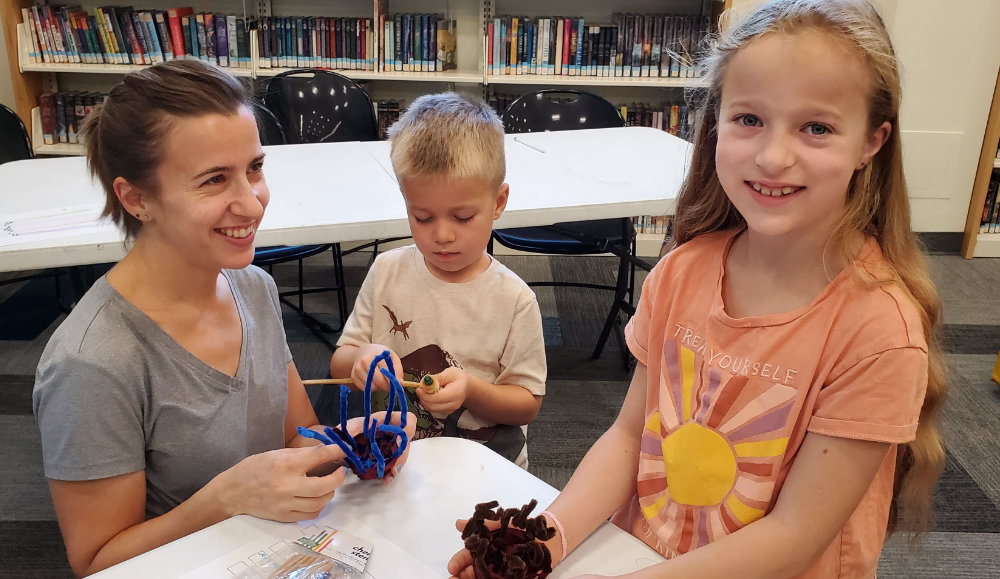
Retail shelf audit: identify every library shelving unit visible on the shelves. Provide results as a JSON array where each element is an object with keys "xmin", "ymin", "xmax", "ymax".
[
  {"xmin": 2, "ymin": 0, "xmax": 731, "ymax": 252},
  {"xmin": 962, "ymin": 66, "xmax": 1000, "ymax": 258}
]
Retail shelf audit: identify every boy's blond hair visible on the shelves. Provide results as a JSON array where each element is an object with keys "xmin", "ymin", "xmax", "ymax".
[{"xmin": 387, "ymin": 92, "xmax": 505, "ymax": 189}]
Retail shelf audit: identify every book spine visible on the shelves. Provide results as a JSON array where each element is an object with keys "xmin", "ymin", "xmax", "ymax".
[
  {"xmin": 215, "ymin": 14, "xmax": 227, "ymax": 66},
  {"xmin": 183, "ymin": 15, "xmax": 196, "ymax": 60},
  {"xmin": 154, "ymin": 11, "xmax": 174, "ymax": 61},
  {"xmin": 72, "ymin": 14, "xmax": 93, "ymax": 63},
  {"xmin": 29, "ymin": 8, "xmax": 50, "ymax": 63},
  {"xmin": 167, "ymin": 8, "xmax": 191, "ymax": 60},
  {"xmin": 54, "ymin": 92, "xmax": 67, "ymax": 143},
  {"xmin": 39, "ymin": 92, "xmax": 55, "ymax": 145},
  {"xmin": 123, "ymin": 9, "xmax": 147, "ymax": 65},
  {"xmin": 204, "ymin": 13, "xmax": 216, "ymax": 64},
  {"xmin": 104, "ymin": 8, "xmax": 128, "ymax": 64},
  {"xmin": 236, "ymin": 18, "xmax": 249, "ymax": 68},
  {"xmin": 142, "ymin": 11, "xmax": 164, "ymax": 63},
  {"xmin": 226, "ymin": 16, "xmax": 238, "ymax": 67},
  {"xmin": 21, "ymin": 8, "xmax": 41, "ymax": 63},
  {"xmin": 194, "ymin": 13, "xmax": 208, "ymax": 62},
  {"xmin": 575, "ymin": 18, "xmax": 584, "ymax": 76}
]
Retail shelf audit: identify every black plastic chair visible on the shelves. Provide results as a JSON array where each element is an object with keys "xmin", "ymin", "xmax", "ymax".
[
  {"xmin": 249, "ymin": 92, "xmax": 352, "ymax": 347},
  {"xmin": 0, "ymin": 104, "xmax": 71, "ymax": 308},
  {"xmin": 0, "ymin": 104, "xmax": 32, "ymax": 164},
  {"xmin": 495, "ymin": 90, "xmax": 652, "ymax": 363}
]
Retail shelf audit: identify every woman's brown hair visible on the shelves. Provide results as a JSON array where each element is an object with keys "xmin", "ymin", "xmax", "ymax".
[
  {"xmin": 82, "ymin": 60, "xmax": 251, "ymax": 239},
  {"xmin": 671, "ymin": 0, "xmax": 946, "ymax": 536}
]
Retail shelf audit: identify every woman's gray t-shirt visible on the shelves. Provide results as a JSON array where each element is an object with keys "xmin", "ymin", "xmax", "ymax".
[{"xmin": 33, "ymin": 266, "xmax": 292, "ymax": 518}]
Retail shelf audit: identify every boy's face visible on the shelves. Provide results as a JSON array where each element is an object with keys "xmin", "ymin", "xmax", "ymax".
[{"xmin": 400, "ymin": 174, "xmax": 508, "ymax": 283}]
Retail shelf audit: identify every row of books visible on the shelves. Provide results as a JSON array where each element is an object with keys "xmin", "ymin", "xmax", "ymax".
[
  {"xmin": 487, "ymin": 14, "xmax": 710, "ymax": 78},
  {"xmin": 980, "ymin": 174, "xmax": 1000, "ymax": 234},
  {"xmin": 621, "ymin": 102, "xmax": 696, "ymax": 141},
  {"xmin": 632, "ymin": 215, "xmax": 673, "ymax": 235},
  {"xmin": 38, "ymin": 91, "xmax": 108, "ymax": 146},
  {"xmin": 254, "ymin": 14, "xmax": 456, "ymax": 72},
  {"xmin": 21, "ymin": 5, "xmax": 252, "ymax": 68},
  {"xmin": 376, "ymin": 100, "xmax": 403, "ymax": 140}
]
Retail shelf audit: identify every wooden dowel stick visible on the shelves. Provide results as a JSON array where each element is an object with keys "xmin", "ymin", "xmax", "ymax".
[{"xmin": 301, "ymin": 376, "xmax": 439, "ymax": 393}]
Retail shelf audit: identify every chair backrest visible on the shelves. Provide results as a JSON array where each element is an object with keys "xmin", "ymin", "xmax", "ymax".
[
  {"xmin": 261, "ymin": 69, "xmax": 379, "ymax": 144},
  {"xmin": 250, "ymin": 100, "xmax": 287, "ymax": 146},
  {"xmin": 500, "ymin": 90, "xmax": 625, "ymax": 134},
  {"xmin": 0, "ymin": 104, "xmax": 34, "ymax": 165}
]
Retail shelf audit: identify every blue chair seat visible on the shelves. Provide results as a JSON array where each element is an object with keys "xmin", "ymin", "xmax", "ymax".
[
  {"xmin": 253, "ymin": 244, "xmax": 331, "ymax": 264},
  {"xmin": 492, "ymin": 219, "xmax": 628, "ymax": 255}
]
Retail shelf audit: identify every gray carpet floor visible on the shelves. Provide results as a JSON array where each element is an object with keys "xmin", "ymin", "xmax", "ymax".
[{"xmin": 1, "ymin": 250, "xmax": 999, "ymax": 577}]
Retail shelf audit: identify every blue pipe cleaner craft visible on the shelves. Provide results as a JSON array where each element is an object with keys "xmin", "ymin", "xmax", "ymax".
[{"xmin": 297, "ymin": 350, "xmax": 409, "ymax": 480}]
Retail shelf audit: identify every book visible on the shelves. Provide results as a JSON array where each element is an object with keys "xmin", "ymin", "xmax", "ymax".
[
  {"xmin": 167, "ymin": 7, "xmax": 193, "ymax": 59},
  {"xmin": 437, "ymin": 18, "xmax": 456, "ymax": 71},
  {"xmin": 39, "ymin": 93, "xmax": 55, "ymax": 145},
  {"xmin": 153, "ymin": 11, "xmax": 174, "ymax": 60}
]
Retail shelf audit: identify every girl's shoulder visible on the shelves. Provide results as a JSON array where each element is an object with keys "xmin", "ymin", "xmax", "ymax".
[
  {"xmin": 653, "ymin": 228, "xmax": 738, "ymax": 277},
  {"xmin": 666, "ymin": 229, "xmax": 738, "ymax": 260},
  {"xmin": 837, "ymin": 240, "xmax": 928, "ymax": 350}
]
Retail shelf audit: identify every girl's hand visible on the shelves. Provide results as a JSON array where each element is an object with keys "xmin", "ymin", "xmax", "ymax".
[
  {"xmin": 352, "ymin": 343, "xmax": 403, "ymax": 392},
  {"xmin": 214, "ymin": 444, "xmax": 347, "ymax": 522},
  {"xmin": 418, "ymin": 367, "xmax": 470, "ymax": 414},
  {"xmin": 448, "ymin": 518, "xmax": 484, "ymax": 579}
]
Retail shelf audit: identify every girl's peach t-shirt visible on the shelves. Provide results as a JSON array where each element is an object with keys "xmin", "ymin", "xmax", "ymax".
[{"xmin": 618, "ymin": 229, "xmax": 928, "ymax": 577}]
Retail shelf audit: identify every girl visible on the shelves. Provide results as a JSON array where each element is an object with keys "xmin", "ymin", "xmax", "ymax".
[
  {"xmin": 33, "ymin": 60, "xmax": 414, "ymax": 576},
  {"xmin": 448, "ymin": 0, "xmax": 946, "ymax": 577}
]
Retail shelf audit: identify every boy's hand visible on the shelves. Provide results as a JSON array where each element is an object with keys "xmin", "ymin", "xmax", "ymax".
[
  {"xmin": 417, "ymin": 367, "xmax": 470, "ymax": 414},
  {"xmin": 353, "ymin": 344, "xmax": 402, "ymax": 392}
]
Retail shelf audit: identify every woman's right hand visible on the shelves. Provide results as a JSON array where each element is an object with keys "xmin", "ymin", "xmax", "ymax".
[
  {"xmin": 213, "ymin": 444, "xmax": 347, "ymax": 522},
  {"xmin": 352, "ymin": 343, "xmax": 403, "ymax": 392}
]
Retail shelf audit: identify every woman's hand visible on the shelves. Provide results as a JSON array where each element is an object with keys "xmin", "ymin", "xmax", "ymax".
[
  {"xmin": 352, "ymin": 343, "xmax": 403, "ymax": 392},
  {"xmin": 418, "ymin": 367, "xmax": 470, "ymax": 414},
  {"xmin": 212, "ymin": 444, "xmax": 347, "ymax": 522}
]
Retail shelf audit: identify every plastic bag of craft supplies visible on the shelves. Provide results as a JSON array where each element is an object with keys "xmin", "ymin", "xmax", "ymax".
[{"xmin": 234, "ymin": 543, "xmax": 361, "ymax": 579}]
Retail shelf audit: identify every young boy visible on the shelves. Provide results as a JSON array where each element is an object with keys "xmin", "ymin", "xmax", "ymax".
[{"xmin": 329, "ymin": 93, "xmax": 546, "ymax": 468}]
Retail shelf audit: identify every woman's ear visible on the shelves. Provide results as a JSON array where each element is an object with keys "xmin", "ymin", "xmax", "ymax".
[
  {"xmin": 859, "ymin": 121, "xmax": 892, "ymax": 170},
  {"xmin": 113, "ymin": 177, "xmax": 145, "ymax": 220}
]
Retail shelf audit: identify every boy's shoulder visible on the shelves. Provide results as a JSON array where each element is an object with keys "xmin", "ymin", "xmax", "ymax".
[{"xmin": 368, "ymin": 244, "xmax": 419, "ymax": 273}]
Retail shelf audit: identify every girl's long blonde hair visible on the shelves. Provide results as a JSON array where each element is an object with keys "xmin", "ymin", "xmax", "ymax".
[{"xmin": 671, "ymin": 0, "xmax": 946, "ymax": 535}]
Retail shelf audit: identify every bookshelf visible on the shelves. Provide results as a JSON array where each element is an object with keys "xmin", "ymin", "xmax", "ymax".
[
  {"xmin": 962, "ymin": 66, "xmax": 1000, "ymax": 258},
  {"xmin": 3, "ymin": 0, "xmax": 730, "ymax": 255}
]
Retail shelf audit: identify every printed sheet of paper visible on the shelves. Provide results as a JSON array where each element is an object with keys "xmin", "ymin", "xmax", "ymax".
[{"xmin": 178, "ymin": 516, "xmax": 438, "ymax": 579}]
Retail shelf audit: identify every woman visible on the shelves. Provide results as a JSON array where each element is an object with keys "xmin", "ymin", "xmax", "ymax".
[{"xmin": 33, "ymin": 60, "xmax": 414, "ymax": 576}]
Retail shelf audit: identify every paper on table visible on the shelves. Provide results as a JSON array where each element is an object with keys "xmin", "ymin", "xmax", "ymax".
[{"xmin": 0, "ymin": 204, "xmax": 112, "ymax": 247}]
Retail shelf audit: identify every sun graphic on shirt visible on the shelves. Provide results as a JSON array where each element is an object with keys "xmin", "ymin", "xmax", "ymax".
[{"xmin": 636, "ymin": 339, "xmax": 796, "ymax": 554}]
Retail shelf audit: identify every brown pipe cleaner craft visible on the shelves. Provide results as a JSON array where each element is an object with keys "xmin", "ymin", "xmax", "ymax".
[{"xmin": 461, "ymin": 499, "xmax": 556, "ymax": 579}]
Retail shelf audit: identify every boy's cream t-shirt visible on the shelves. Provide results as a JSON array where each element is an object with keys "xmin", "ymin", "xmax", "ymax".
[
  {"xmin": 338, "ymin": 245, "xmax": 546, "ymax": 467},
  {"xmin": 619, "ymin": 229, "xmax": 928, "ymax": 577}
]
